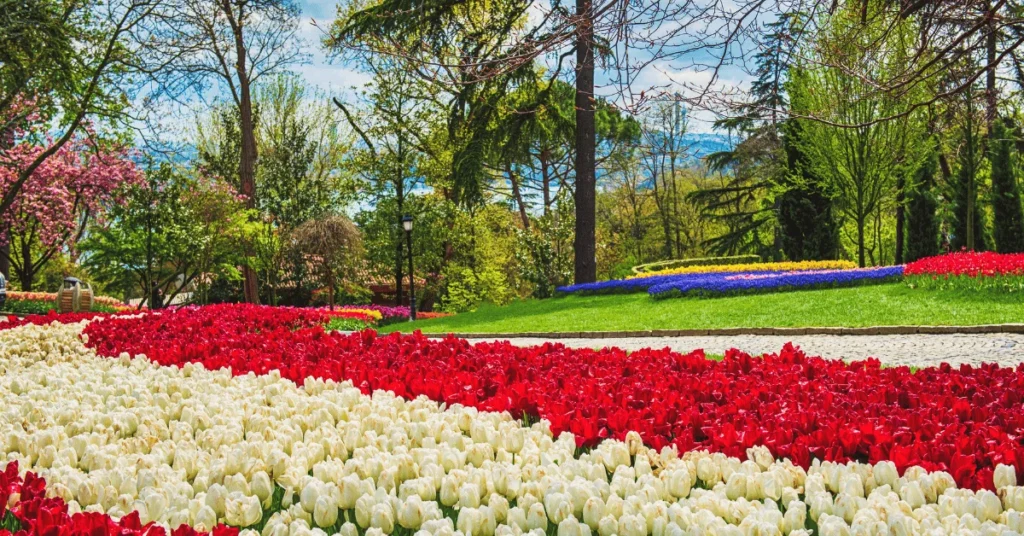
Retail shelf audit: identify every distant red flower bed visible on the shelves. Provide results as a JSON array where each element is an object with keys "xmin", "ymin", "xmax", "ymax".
[
  {"xmin": 906, "ymin": 251, "xmax": 1024, "ymax": 277},
  {"xmin": 0, "ymin": 310, "xmax": 114, "ymax": 331},
  {"xmin": 0, "ymin": 461, "xmax": 237, "ymax": 536},
  {"xmin": 81, "ymin": 304, "xmax": 1024, "ymax": 490}
]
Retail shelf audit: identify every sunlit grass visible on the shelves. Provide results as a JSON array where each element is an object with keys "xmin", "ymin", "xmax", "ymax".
[{"xmin": 383, "ymin": 284, "xmax": 1024, "ymax": 334}]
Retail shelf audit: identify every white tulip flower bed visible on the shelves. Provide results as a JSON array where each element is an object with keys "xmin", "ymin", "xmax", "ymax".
[{"xmin": 2, "ymin": 320, "xmax": 1024, "ymax": 536}]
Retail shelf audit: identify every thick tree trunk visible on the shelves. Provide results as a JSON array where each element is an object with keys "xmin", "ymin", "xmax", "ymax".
[
  {"xmin": 18, "ymin": 238, "xmax": 32, "ymax": 291},
  {"xmin": 226, "ymin": 1, "xmax": 261, "ymax": 305},
  {"xmin": 573, "ymin": 0, "xmax": 597, "ymax": 284},
  {"xmin": 0, "ymin": 235, "xmax": 8, "ymax": 282}
]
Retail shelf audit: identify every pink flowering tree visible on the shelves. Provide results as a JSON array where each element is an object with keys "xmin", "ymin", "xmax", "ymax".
[{"xmin": 0, "ymin": 135, "xmax": 143, "ymax": 290}]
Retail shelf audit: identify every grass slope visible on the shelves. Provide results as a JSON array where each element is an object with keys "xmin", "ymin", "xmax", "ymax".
[{"xmin": 383, "ymin": 284, "xmax": 1024, "ymax": 334}]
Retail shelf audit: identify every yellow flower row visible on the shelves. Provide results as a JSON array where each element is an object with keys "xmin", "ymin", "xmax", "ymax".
[
  {"xmin": 630, "ymin": 259, "xmax": 858, "ymax": 279},
  {"xmin": 335, "ymin": 307, "xmax": 384, "ymax": 321}
]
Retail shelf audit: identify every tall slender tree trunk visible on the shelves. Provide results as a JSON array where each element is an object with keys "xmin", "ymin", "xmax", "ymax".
[
  {"xmin": 856, "ymin": 215, "xmax": 866, "ymax": 267},
  {"xmin": 508, "ymin": 164, "xmax": 530, "ymax": 229},
  {"xmin": 895, "ymin": 173, "xmax": 905, "ymax": 264},
  {"xmin": 573, "ymin": 0, "xmax": 597, "ymax": 284},
  {"xmin": 227, "ymin": 1, "xmax": 260, "ymax": 305},
  {"xmin": 395, "ymin": 174, "xmax": 404, "ymax": 308},
  {"xmin": 985, "ymin": 0, "xmax": 998, "ymax": 133},
  {"xmin": 540, "ymin": 149, "xmax": 552, "ymax": 218}
]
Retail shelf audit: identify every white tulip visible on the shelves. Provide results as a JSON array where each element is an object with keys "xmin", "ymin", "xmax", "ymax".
[
  {"xmin": 544, "ymin": 492, "xmax": 572, "ymax": 525},
  {"xmin": 457, "ymin": 507, "xmax": 483, "ymax": 535},
  {"xmin": 371, "ymin": 503, "xmax": 395, "ymax": 534},
  {"xmin": 526, "ymin": 502, "xmax": 548, "ymax": 531},
  {"xmin": 597, "ymin": 515, "xmax": 618, "ymax": 536},
  {"xmin": 617, "ymin": 513, "xmax": 646, "ymax": 536},
  {"xmin": 872, "ymin": 461, "xmax": 898, "ymax": 489},
  {"xmin": 817, "ymin": 513, "xmax": 851, "ymax": 536},
  {"xmin": 507, "ymin": 506, "xmax": 528, "ymax": 530},
  {"xmin": 205, "ymin": 484, "xmax": 228, "ymax": 516},
  {"xmin": 313, "ymin": 495, "xmax": 338, "ymax": 528},
  {"xmin": 194, "ymin": 504, "xmax": 218, "ymax": 532},
  {"xmin": 900, "ymin": 481, "xmax": 926, "ymax": 509},
  {"xmin": 225, "ymin": 492, "xmax": 262, "ymax": 527},
  {"xmin": 460, "ymin": 482, "xmax": 481, "ymax": 509},
  {"xmin": 355, "ymin": 495, "xmax": 375, "ymax": 528},
  {"xmin": 582, "ymin": 497, "xmax": 604, "ymax": 530},
  {"xmin": 489, "ymin": 494, "xmax": 509, "ymax": 523},
  {"xmin": 251, "ymin": 471, "xmax": 273, "ymax": 506},
  {"xmin": 995, "ymin": 464, "xmax": 1017, "ymax": 490}
]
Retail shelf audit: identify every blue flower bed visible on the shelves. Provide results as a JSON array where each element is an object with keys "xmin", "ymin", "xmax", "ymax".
[
  {"xmin": 647, "ymin": 266, "xmax": 905, "ymax": 298},
  {"xmin": 555, "ymin": 272, "xmax": 739, "ymax": 294}
]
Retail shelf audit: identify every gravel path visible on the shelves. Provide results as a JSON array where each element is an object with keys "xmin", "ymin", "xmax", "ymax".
[{"xmin": 448, "ymin": 333, "xmax": 1024, "ymax": 368}]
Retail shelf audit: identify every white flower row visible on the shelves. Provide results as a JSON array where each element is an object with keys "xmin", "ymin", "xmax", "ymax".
[{"xmin": 0, "ymin": 321, "xmax": 1022, "ymax": 536}]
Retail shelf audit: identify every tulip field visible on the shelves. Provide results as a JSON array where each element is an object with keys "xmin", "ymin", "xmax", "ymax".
[{"xmin": 2, "ymin": 300, "xmax": 1024, "ymax": 536}]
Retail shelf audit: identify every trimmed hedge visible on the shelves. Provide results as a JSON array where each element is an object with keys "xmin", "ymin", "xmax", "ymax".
[{"xmin": 631, "ymin": 254, "xmax": 761, "ymax": 275}]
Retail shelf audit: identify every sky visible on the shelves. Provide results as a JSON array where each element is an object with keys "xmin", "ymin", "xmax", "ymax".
[
  {"xmin": 292, "ymin": 1, "xmax": 372, "ymax": 97},
  {"xmin": 292, "ymin": 0, "xmax": 753, "ymax": 135}
]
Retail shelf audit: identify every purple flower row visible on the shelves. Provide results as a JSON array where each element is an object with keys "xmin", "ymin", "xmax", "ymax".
[
  {"xmin": 556, "ymin": 270, "xmax": 776, "ymax": 294},
  {"xmin": 647, "ymin": 266, "xmax": 905, "ymax": 297}
]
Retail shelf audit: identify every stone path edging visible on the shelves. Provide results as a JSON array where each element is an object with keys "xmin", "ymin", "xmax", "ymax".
[{"xmin": 436, "ymin": 324, "xmax": 1024, "ymax": 339}]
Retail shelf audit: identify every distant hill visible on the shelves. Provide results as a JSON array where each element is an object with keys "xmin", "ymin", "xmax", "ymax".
[{"xmin": 682, "ymin": 133, "xmax": 735, "ymax": 163}]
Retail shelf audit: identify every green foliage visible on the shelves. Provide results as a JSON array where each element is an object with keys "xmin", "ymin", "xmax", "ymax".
[
  {"xmin": 355, "ymin": 193, "xmax": 450, "ymax": 301},
  {"xmin": 2, "ymin": 299, "xmax": 52, "ymax": 314},
  {"xmin": 325, "ymin": 316, "xmax": 371, "ymax": 331},
  {"xmin": 906, "ymin": 274, "xmax": 1024, "ymax": 293},
  {"xmin": 81, "ymin": 163, "xmax": 252, "ymax": 306},
  {"xmin": 440, "ymin": 265, "xmax": 515, "ymax": 313},
  {"xmin": 197, "ymin": 106, "xmax": 245, "ymax": 190},
  {"xmin": 950, "ymin": 93, "xmax": 989, "ymax": 252},
  {"xmin": 990, "ymin": 119, "xmax": 1024, "ymax": 253},
  {"xmin": 514, "ymin": 209, "xmax": 574, "ymax": 299},
  {"xmin": 440, "ymin": 204, "xmax": 525, "ymax": 311},
  {"xmin": 1, "ymin": 299, "xmax": 118, "ymax": 315},
  {"xmin": 777, "ymin": 119, "xmax": 840, "ymax": 261},
  {"xmin": 0, "ymin": 0, "xmax": 73, "ymax": 109},
  {"xmin": 255, "ymin": 75, "xmax": 356, "ymax": 228},
  {"xmin": 904, "ymin": 141, "xmax": 941, "ymax": 262},
  {"xmin": 789, "ymin": 7, "xmax": 929, "ymax": 266},
  {"xmin": 632, "ymin": 254, "xmax": 761, "ymax": 274}
]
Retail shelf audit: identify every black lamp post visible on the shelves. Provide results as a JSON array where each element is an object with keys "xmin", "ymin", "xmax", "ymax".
[{"xmin": 401, "ymin": 215, "xmax": 416, "ymax": 321}]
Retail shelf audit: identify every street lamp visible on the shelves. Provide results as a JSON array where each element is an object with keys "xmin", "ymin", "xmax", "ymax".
[{"xmin": 401, "ymin": 215, "xmax": 416, "ymax": 321}]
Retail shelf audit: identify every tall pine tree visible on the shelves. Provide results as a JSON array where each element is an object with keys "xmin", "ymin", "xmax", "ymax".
[
  {"xmin": 991, "ymin": 118, "xmax": 1024, "ymax": 252},
  {"xmin": 778, "ymin": 118, "xmax": 840, "ymax": 261},
  {"xmin": 904, "ymin": 140, "xmax": 941, "ymax": 262},
  {"xmin": 951, "ymin": 99, "xmax": 988, "ymax": 252}
]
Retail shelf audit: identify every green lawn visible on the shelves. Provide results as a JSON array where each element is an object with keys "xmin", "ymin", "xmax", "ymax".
[{"xmin": 382, "ymin": 283, "xmax": 1024, "ymax": 334}]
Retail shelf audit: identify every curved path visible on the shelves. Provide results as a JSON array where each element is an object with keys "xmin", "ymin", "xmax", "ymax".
[{"xmin": 449, "ymin": 333, "xmax": 1024, "ymax": 368}]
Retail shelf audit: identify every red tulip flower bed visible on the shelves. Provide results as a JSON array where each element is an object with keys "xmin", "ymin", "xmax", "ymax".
[
  {"xmin": 906, "ymin": 251, "xmax": 1024, "ymax": 291},
  {"xmin": 81, "ymin": 304, "xmax": 1024, "ymax": 491},
  {"xmin": 0, "ymin": 311, "xmax": 116, "ymax": 331},
  {"xmin": 0, "ymin": 462, "xmax": 237, "ymax": 536}
]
